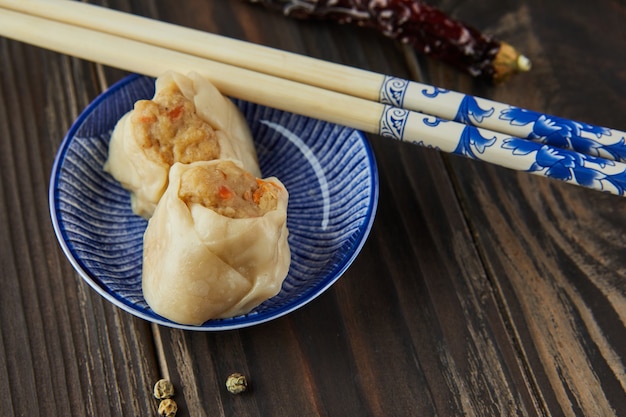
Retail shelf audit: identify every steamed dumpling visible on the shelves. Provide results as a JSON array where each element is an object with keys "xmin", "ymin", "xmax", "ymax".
[
  {"xmin": 104, "ymin": 71, "xmax": 260, "ymax": 218},
  {"xmin": 142, "ymin": 160, "xmax": 290, "ymax": 325}
]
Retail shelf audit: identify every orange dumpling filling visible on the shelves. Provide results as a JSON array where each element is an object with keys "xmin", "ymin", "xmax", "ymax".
[
  {"xmin": 178, "ymin": 160, "xmax": 281, "ymax": 218},
  {"xmin": 131, "ymin": 84, "xmax": 221, "ymax": 166}
]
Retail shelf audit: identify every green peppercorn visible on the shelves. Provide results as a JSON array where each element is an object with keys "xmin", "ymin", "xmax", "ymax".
[
  {"xmin": 226, "ymin": 372, "xmax": 248, "ymax": 394},
  {"xmin": 158, "ymin": 398, "xmax": 178, "ymax": 417},
  {"xmin": 153, "ymin": 379, "xmax": 175, "ymax": 400}
]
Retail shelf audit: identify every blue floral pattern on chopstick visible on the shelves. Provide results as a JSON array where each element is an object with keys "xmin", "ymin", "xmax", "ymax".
[
  {"xmin": 378, "ymin": 105, "xmax": 626, "ymax": 196},
  {"xmin": 454, "ymin": 96, "xmax": 494, "ymax": 125},
  {"xmin": 418, "ymin": 87, "xmax": 626, "ymax": 162},
  {"xmin": 379, "ymin": 107, "xmax": 410, "ymax": 139},
  {"xmin": 499, "ymin": 107, "xmax": 626, "ymax": 161},
  {"xmin": 501, "ymin": 137, "xmax": 626, "ymax": 194},
  {"xmin": 379, "ymin": 77, "xmax": 409, "ymax": 107},
  {"xmin": 452, "ymin": 126, "xmax": 496, "ymax": 159},
  {"xmin": 379, "ymin": 77, "xmax": 626, "ymax": 163}
]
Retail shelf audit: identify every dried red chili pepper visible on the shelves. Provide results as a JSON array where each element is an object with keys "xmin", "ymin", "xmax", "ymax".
[{"xmin": 248, "ymin": 0, "xmax": 530, "ymax": 83}]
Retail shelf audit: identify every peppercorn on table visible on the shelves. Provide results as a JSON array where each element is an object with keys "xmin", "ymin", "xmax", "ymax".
[{"xmin": 0, "ymin": 0, "xmax": 625, "ymax": 415}]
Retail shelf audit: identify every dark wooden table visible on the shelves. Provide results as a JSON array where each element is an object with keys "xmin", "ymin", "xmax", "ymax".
[{"xmin": 1, "ymin": 1, "xmax": 624, "ymax": 415}]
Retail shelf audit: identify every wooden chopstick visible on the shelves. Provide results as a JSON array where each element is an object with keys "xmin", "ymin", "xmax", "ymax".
[
  {"xmin": 0, "ymin": 5, "xmax": 624, "ymax": 196},
  {"xmin": 2, "ymin": 0, "xmax": 624, "ymax": 164}
]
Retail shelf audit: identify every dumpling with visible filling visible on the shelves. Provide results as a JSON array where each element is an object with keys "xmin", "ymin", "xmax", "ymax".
[
  {"xmin": 104, "ymin": 71, "xmax": 260, "ymax": 218},
  {"xmin": 142, "ymin": 160, "xmax": 290, "ymax": 325}
]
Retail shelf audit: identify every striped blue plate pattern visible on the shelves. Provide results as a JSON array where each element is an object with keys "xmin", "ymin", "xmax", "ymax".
[{"xmin": 50, "ymin": 75, "xmax": 379, "ymax": 330}]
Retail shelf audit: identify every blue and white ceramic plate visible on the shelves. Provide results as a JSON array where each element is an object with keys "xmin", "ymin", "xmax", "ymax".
[{"xmin": 49, "ymin": 74, "xmax": 379, "ymax": 330}]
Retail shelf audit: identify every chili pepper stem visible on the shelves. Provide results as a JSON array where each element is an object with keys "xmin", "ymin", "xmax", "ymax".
[{"xmin": 493, "ymin": 42, "xmax": 532, "ymax": 83}]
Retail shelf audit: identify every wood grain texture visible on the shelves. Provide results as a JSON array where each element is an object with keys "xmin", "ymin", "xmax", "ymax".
[
  {"xmin": 0, "ymin": 38, "xmax": 160, "ymax": 416},
  {"xmin": 0, "ymin": 0, "xmax": 623, "ymax": 415},
  {"xmin": 427, "ymin": 1, "xmax": 626, "ymax": 416}
]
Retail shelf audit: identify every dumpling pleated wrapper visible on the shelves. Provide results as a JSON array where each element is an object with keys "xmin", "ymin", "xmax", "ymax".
[
  {"xmin": 104, "ymin": 71, "xmax": 261, "ymax": 218},
  {"xmin": 142, "ymin": 161, "xmax": 290, "ymax": 326}
]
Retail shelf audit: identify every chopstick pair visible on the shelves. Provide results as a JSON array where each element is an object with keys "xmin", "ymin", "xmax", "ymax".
[{"xmin": 0, "ymin": 0, "xmax": 624, "ymax": 196}]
